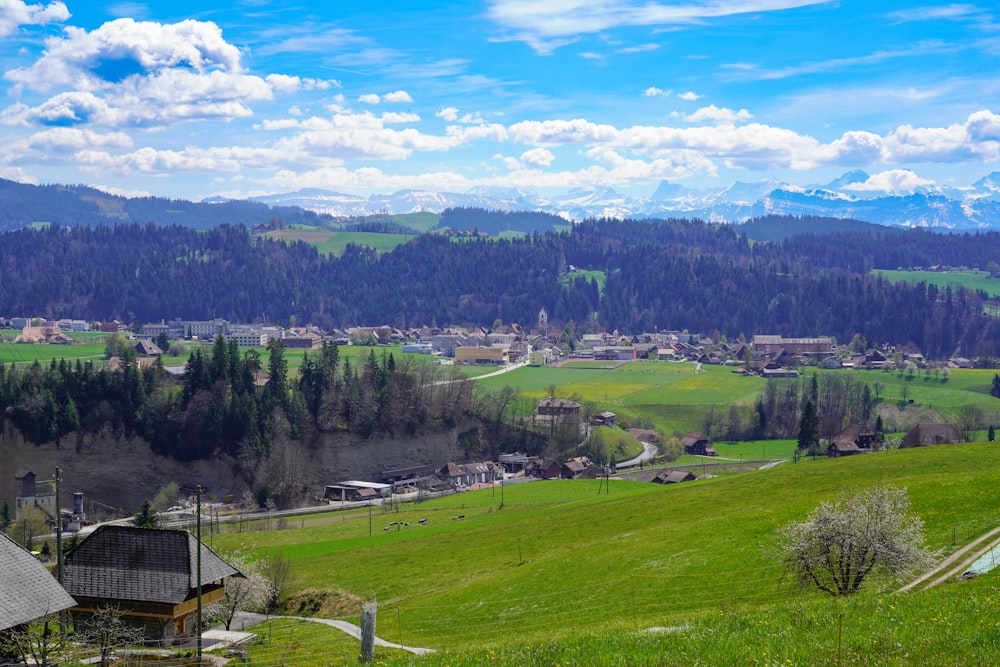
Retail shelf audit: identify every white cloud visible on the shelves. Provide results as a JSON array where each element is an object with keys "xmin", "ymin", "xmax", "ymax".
[
  {"xmin": 520, "ymin": 147, "xmax": 554, "ymax": 167},
  {"xmin": 87, "ymin": 183, "xmax": 150, "ymax": 198},
  {"xmin": 887, "ymin": 4, "xmax": 979, "ymax": 23},
  {"xmin": 381, "ymin": 111, "xmax": 421, "ymax": 124},
  {"xmin": 436, "ymin": 107, "xmax": 459, "ymax": 121},
  {"xmin": 7, "ymin": 18, "xmax": 244, "ymax": 91},
  {"xmin": 0, "ymin": 0, "xmax": 69, "ymax": 38},
  {"xmin": 677, "ymin": 91, "xmax": 701, "ymax": 101},
  {"xmin": 682, "ymin": 105, "xmax": 753, "ymax": 124},
  {"xmin": 0, "ymin": 166, "xmax": 38, "ymax": 184},
  {"xmin": 265, "ymin": 74, "xmax": 339, "ymax": 94},
  {"xmin": 3, "ymin": 18, "xmax": 276, "ymax": 127},
  {"xmin": 358, "ymin": 93, "xmax": 381, "ymax": 104},
  {"xmin": 842, "ymin": 169, "xmax": 935, "ymax": 195},
  {"xmin": 643, "ymin": 86, "xmax": 671, "ymax": 97},
  {"xmin": 486, "ymin": 0, "xmax": 827, "ymax": 53},
  {"xmin": 383, "ymin": 90, "xmax": 413, "ymax": 103}
]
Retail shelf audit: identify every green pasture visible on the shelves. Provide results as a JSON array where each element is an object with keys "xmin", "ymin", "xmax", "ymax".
[
  {"xmin": 384, "ymin": 573, "xmax": 1000, "ymax": 666},
  {"xmin": 875, "ymin": 268, "xmax": 1000, "ymax": 299},
  {"xmin": 474, "ymin": 360, "xmax": 1000, "ymax": 435},
  {"xmin": 264, "ymin": 229, "xmax": 414, "ymax": 256},
  {"xmin": 391, "ymin": 212, "xmax": 441, "ymax": 232},
  {"xmin": 215, "ymin": 442, "xmax": 1000, "ymax": 655},
  {"xmin": 477, "ymin": 361, "xmax": 759, "ymax": 406},
  {"xmin": 560, "ymin": 268, "xmax": 607, "ymax": 294},
  {"xmin": 670, "ymin": 438, "xmax": 800, "ymax": 465}
]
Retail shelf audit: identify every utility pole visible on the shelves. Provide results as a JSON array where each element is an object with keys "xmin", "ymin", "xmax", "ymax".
[
  {"xmin": 196, "ymin": 485, "xmax": 203, "ymax": 666},
  {"xmin": 55, "ymin": 466, "xmax": 65, "ymax": 634}
]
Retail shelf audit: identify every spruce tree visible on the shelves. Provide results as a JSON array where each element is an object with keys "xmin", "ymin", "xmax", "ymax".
[{"xmin": 797, "ymin": 400, "xmax": 819, "ymax": 454}]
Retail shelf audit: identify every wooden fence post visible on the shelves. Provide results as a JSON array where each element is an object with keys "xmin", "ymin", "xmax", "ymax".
[{"xmin": 360, "ymin": 600, "xmax": 377, "ymax": 663}]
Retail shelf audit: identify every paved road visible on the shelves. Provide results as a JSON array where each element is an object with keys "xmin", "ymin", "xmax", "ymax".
[
  {"xmin": 221, "ymin": 611, "xmax": 435, "ymax": 655},
  {"xmin": 899, "ymin": 524, "xmax": 1000, "ymax": 593},
  {"xmin": 617, "ymin": 441, "xmax": 659, "ymax": 468}
]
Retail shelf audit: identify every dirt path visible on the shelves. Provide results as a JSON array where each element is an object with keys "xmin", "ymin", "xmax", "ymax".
[{"xmin": 899, "ymin": 524, "xmax": 1000, "ymax": 593}]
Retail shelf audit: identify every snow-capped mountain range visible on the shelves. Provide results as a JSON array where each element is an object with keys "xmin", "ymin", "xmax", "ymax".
[{"xmin": 241, "ymin": 170, "xmax": 1000, "ymax": 230}]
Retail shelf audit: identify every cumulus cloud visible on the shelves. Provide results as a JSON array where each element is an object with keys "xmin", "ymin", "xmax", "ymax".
[
  {"xmin": 3, "ymin": 18, "xmax": 276, "ymax": 127},
  {"xmin": 0, "ymin": 166, "xmax": 39, "ymax": 184},
  {"xmin": 520, "ymin": 147, "xmax": 554, "ymax": 167},
  {"xmin": 265, "ymin": 74, "xmax": 339, "ymax": 94},
  {"xmin": 383, "ymin": 90, "xmax": 413, "ymax": 103},
  {"xmin": 381, "ymin": 111, "xmax": 421, "ymax": 124},
  {"xmin": 358, "ymin": 93, "xmax": 381, "ymax": 104},
  {"xmin": 842, "ymin": 169, "xmax": 935, "ymax": 195},
  {"xmin": 882, "ymin": 111, "xmax": 1000, "ymax": 163},
  {"xmin": 681, "ymin": 105, "xmax": 753, "ymax": 124},
  {"xmin": 643, "ymin": 86, "xmax": 671, "ymax": 97},
  {"xmin": 436, "ymin": 107, "xmax": 459, "ymax": 121},
  {"xmin": 677, "ymin": 91, "xmax": 701, "ymax": 101},
  {"xmin": 0, "ymin": 0, "xmax": 69, "ymax": 38}
]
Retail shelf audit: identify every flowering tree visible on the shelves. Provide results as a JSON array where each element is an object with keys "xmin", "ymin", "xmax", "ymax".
[
  {"xmin": 205, "ymin": 551, "xmax": 274, "ymax": 630},
  {"xmin": 779, "ymin": 484, "xmax": 935, "ymax": 596}
]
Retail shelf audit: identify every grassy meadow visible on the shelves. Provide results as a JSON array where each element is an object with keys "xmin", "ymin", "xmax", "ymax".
[
  {"xmin": 262, "ymin": 229, "xmax": 415, "ymax": 256},
  {"xmin": 875, "ymin": 268, "xmax": 1000, "ymax": 299},
  {"xmin": 474, "ymin": 359, "xmax": 998, "ymax": 436},
  {"xmin": 216, "ymin": 442, "xmax": 1000, "ymax": 665}
]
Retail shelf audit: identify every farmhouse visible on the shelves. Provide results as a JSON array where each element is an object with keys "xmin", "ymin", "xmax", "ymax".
[
  {"xmin": 680, "ymin": 432, "xmax": 717, "ymax": 457},
  {"xmin": 827, "ymin": 424, "xmax": 876, "ymax": 457},
  {"xmin": 62, "ymin": 526, "xmax": 240, "ymax": 642},
  {"xmin": 561, "ymin": 456, "xmax": 593, "ymax": 479},
  {"xmin": 591, "ymin": 411, "xmax": 616, "ymax": 427},
  {"xmin": 525, "ymin": 458, "xmax": 562, "ymax": 480},
  {"xmin": 536, "ymin": 397, "xmax": 581, "ymax": 420},
  {"xmin": 439, "ymin": 461, "xmax": 500, "ymax": 489},
  {"xmin": 134, "ymin": 339, "xmax": 163, "ymax": 356},
  {"xmin": 627, "ymin": 428, "xmax": 662, "ymax": 444},
  {"xmin": 1, "ymin": 532, "xmax": 77, "ymax": 632},
  {"xmin": 14, "ymin": 325, "xmax": 72, "ymax": 344},
  {"xmin": 899, "ymin": 423, "xmax": 965, "ymax": 448},
  {"xmin": 653, "ymin": 469, "xmax": 696, "ymax": 484}
]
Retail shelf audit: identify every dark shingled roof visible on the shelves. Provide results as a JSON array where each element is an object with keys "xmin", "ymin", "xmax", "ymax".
[
  {"xmin": 62, "ymin": 526, "xmax": 239, "ymax": 605},
  {"xmin": 0, "ymin": 532, "xmax": 76, "ymax": 631}
]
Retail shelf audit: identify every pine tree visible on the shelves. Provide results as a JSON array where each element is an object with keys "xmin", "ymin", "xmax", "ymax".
[
  {"xmin": 1, "ymin": 499, "xmax": 11, "ymax": 531},
  {"xmin": 989, "ymin": 425, "xmax": 996, "ymax": 442},
  {"xmin": 992, "ymin": 374, "xmax": 1000, "ymax": 399},
  {"xmin": 797, "ymin": 400, "xmax": 819, "ymax": 454},
  {"xmin": 132, "ymin": 500, "xmax": 159, "ymax": 529}
]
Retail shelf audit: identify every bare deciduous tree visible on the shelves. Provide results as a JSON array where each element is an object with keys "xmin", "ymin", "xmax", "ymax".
[
  {"xmin": 81, "ymin": 605, "xmax": 145, "ymax": 667},
  {"xmin": 778, "ymin": 484, "xmax": 935, "ymax": 596},
  {"xmin": 1, "ymin": 615, "xmax": 70, "ymax": 667}
]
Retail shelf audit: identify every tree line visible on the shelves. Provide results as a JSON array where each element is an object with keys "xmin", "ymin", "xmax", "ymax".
[
  {"xmin": 0, "ymin": 216, "xmax": 998, "ymax": 358},
  {"xmin": 0, "ymin": 339, "xmax": 483, "ymax": 475}
]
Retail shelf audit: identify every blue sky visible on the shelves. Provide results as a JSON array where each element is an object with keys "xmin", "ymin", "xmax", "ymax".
[{"xmin": 1, "ymin": 0, "xmax": 999, "ymax": 201}]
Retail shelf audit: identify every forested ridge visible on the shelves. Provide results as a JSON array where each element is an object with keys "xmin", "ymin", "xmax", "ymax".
[{"xmin": 1, "ymin": 217, "xmax": 999, "ymax": 358}]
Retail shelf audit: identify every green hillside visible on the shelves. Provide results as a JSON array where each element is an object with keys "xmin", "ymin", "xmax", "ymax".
[
  {"xmin": 216, "ymin": 442, "xmax": 1000, "ymax": 665},
  {"xmin": 876, "ymin": 268, "xmax": 1000, "ymax": 299}
]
